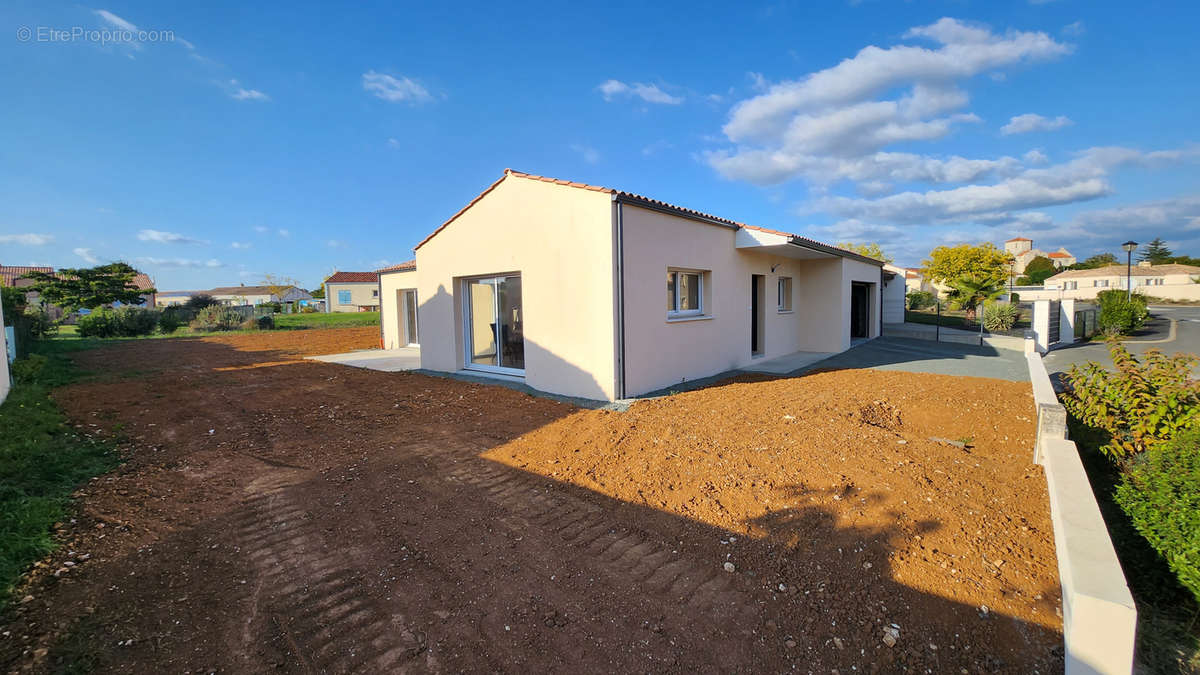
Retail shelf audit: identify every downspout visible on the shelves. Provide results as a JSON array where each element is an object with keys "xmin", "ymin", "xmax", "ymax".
[
  {"xmin": 879, "ymin": 267, "xmax": 885, "ymax": 338},
  {"xmin": 378, "ymin": 276, "xmax": 385, "ymax": 349},
  {"xmin": 613, "ymin": 197, "xmax": 627, "ymax": 400}
]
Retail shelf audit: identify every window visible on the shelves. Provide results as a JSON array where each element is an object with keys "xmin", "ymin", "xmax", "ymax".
[
  {"xmin": 1146, "ymin": 277, "xmax": 1164, "ymax": 286},
  {"xmin": 372, "ymin": 289, "xmax": 379, "ymax": 297},
  {"xmin": 667, "ymin": 270, "xmax": 703, "ymax": 317},
  {"xmin": 1094, "ymin": 279, "xmax": 1109, "ymax": 287},
  {"xmin": 1063, "ymin": 281, "xmax": 1077, "ymax": 290},
  {"xmin": 777, "ymin": 277, "xmax": 792, "ymax": 312},
  {"xmin": 337, "ymin": 290, "xmax": 351, "ymax": 304}
]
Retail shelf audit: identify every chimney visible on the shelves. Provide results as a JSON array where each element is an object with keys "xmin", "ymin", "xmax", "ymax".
[{"xmin": 1138, "ymin": 261, "xmax": 1152, "ymax": 268}]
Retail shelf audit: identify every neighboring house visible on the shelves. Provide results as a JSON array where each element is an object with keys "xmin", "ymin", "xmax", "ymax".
[
  {"xmin": 1, "ymin": 265, "xmax": 59, "ymax": 319},
  {"xmin": 379, "ymin": 261, "xmax": 418, "ymax": 348},
  {"xmin": 208, "ymin": 285, "xmax": 312, "ymax": 306},
  {"xmin": 324, "ymin": 272, "xmax": 381, "ymax": 313},
  {"xmin": 1005, "ymin": 237, "xmax": 1076, "ymax": 274},
  {"xmin": 111, "ymin": 272, "xmax": 156, "ymax": 308},
  {"xmin": 155, "ymin": 291, "xmax": 197, "ymax": 307},
  {"xmin": 1031, "ymin": 262, "xmax": 1200, "ymax": 301},
  {"xmin": 899, "ymin": 267, "xmax": 935, "ymax": 295},
  {"xmin": 380, "ymin": 169, "xmax": 886, "ymax": 401}
]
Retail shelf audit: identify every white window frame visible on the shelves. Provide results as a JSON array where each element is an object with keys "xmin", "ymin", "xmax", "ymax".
[
  {"xmin": 1063, "ymin": 281, "xmax": 1077, "ymax": 290},
  {"xmin": 1146, "ymin": 277, "xmax": 1164, "ymax": 286},
  {"xmin": 777, "ymin": 276, "xmax": 793, "ymax": 312},
  {"xmin": 1094, "ymin": 279, "xmax": 1109, "ymax": 287},
  {"xmin": 667, "ymin": 269, "xmax": 704, "ymax": 318},
  {"xmin": 337, "ymin": 289, "xmax": 352, "ymax": 305}
]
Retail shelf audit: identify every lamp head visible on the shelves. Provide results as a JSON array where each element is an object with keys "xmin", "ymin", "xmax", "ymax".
[{"xmin": 1122, "ymin": 240, "xmax": 1138, "ymax": 253}]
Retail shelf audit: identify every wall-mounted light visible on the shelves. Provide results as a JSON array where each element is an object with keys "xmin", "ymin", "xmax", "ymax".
[{"xmin": 770, "ymin": 264, "xmax": 781, "ymax": 273}]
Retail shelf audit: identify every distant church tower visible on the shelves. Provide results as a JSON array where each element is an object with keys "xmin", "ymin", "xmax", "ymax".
[{"xmin": 1005, "ymin": 237, "xmax": 1033, "ymax": 256}]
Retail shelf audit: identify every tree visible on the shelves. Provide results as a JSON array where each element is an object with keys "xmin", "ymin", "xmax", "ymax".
[
  {"xmin": 184, "ymin": 294, "xmax": 220, "ymax": 310},
  {"xmin": 1, "ymin": 282, "xmax": 28, "ymax": 325},
  {"xmin": 262, "ymin": 274, "xmax": 300, "ymax": 302},
  {"xmin": 947, "ymin": 277, "xmax": 1004, "ymax": 320},
  {"xmin": 310, "ymin": 286, "xmax": 325, "ymax": 299},
  {"xmin": 1138, "ymin": 237, "xmax": 1173, "ymax": 264},
  {"xmin": 837, "ymin": 242, "xmax": 893, "ymax": 263},
  {"xmin": 1072, "ymin": 253, "xmax": 1118, "ymax": 270},
  {"xmin": 1165, "ymin": 254, "xmax": 1200, "ymax": 267},
  {"xmin": 922, "ymin": 243, "xmax": 1012, "ymax": 287},
  {"xmin": 24, "ymin": 263, "xmax": 155, "ymax": 311},
  {"xmin": 1021, "ymin": 255, "xmax": 1058, "ymax": 285}
]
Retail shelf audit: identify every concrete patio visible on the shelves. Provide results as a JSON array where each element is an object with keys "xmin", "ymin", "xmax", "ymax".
[
  {"xmin": 307, "ymin": 347, "xmax": 421, "ymax": 372},
  {"xmin": 740, "ymin": 350, "xmax": 834, "ymax": 375}
]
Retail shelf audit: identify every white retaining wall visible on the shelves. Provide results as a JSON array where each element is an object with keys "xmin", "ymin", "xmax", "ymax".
[{"xmin": 1026, "ymin": 351, "xmax": 1136, "ymax": 674}]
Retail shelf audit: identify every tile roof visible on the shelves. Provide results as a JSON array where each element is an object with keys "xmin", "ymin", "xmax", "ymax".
[
  {"xmin": 377, "ymin": 260, "xmax": 416, "ymax": 273},
  {"xmin": 1046, "ymin": 252, "xmax": 1073, "ymax": 258},
  {"xmin": 325, "ymin": 271, "xmax": 379, "ymax": 284},
  {"xmin": 0, "ymin": 265, "xmax": 54, "ymax": 286},
  {"xmin": 413, "ymin": 169, "xmax": 884, "ymax": 264},
  {"xmin": 131, "ymin": 272, "xmax": 155, "ymax": 291},
  {"xmin": 209, "ymin": 286, "xmax": 281, "ymax": 295},
  {"xmin": 1047, "ymin": 263, "xmax": 1200, "ymax": 280},
  {"xmin": 1006, "ymin": 237, "xmax": 1033, "ymax": 242}
]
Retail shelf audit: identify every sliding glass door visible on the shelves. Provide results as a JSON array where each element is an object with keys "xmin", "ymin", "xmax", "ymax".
[{"xmin": 464, "ymin": 275, "xmax": 524, "ymax": 374}]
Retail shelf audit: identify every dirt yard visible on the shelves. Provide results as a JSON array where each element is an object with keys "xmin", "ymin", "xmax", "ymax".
[{"xmin": 1, "ymin": 329, "xmax": 1062, "ymax": 673}]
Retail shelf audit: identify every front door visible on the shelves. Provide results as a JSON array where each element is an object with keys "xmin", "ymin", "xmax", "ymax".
[
  {"xmin": 401, "ymin": 289, "xmax": 419, "ymax": 345},
  {"xmin": 464, "ymin": 275, "xmax": 524, "ymax": 374},
  {"xmin": 850, "ymin": 282, "xmax": 870, "ymax": 339},
  {"xmin": 751, "ymin": 274, "xmax": 765, "ymax": 355}
]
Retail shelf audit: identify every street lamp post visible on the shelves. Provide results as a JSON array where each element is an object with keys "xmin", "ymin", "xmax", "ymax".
[{"xmin": 1122, "ymin": 240, "xmax": 1138, "ymax": 301}]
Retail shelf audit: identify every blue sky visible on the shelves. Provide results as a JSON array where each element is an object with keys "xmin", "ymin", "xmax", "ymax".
[{"xmin": 2, "ymin": 1, "xmax": 1198, "ymax": 290}]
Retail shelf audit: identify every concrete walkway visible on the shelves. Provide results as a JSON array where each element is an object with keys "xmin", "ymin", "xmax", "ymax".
[
  {"xmin": 883, "ymin": 321, "xmax": 1025, "ymax": 351},
  {"xmin": 741, "ymin": 350, "xmax": 834, "ymax": 375},
  {"xmin": 811, "ymin": 336, "xmax": 1029, "ymax": 381},
  {"xmin": 307, "ymin": 347, "xmax": 421, "ymax": 372}
]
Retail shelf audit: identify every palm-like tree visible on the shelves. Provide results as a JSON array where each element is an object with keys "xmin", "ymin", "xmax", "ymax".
[{"xmin": 948, "ymin": 276, "xmax": 1005, "ymax": 321}]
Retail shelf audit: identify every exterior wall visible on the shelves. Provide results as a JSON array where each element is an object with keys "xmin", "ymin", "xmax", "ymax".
[
  {"xmin": 155, "ymin": 294, "xmax": 193, "ymax": 307},
  {"xmin": 380, "ymin": 269, "xmax": 419, "ymax": 349},
  {"xmin": 1024, "ymin": 275, "xmax": 1200, "ymax": 302},
  {"xmin": 415, "ymin": 176, "xmax": 617, "ymax": 401},
  {"xmin": 619, "ymin": 204, "xmax": 879, "ymax": 397},
  {"xmin": 214, "ymin": 293, "xmax": 273, "ymax": 305},
  {"xmin": 882, "ymin": 266, "xmax": 906, "ymax": 324},
  {"xmin": 0, "ymin": 296, "xmax": 9, "ymax": 405},
  {"xmin": 842, "ymin": 258, "xmax": 883, "ymax": 344},
  {"xmin": 325, "ymin": 282, "xmax": 380, "ymax": 312}
]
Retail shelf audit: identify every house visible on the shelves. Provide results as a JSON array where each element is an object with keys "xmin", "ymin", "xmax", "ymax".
[
  {"xmin": 207, "ymin": 285, "xmax": 312, "ymax": 306},
  {"xmin": 324, "ymin": 272, "xmax": 381, "ymax": 312},
  {"xmin": 113, "ymin": 272, "xmax": 156, "ymax": 308},
  {"xmin": 1005, "ymin": 237, "xmax": 1076, "ymax": 274},
  {"xmin": 155, "ymin": 291, "xmax": 197, "ymax": 307},
  {"xmin": 378, "ymin": 261, "xmax": 418, "ymax": 348},
  {"xmin": 1035, "ymin": 262, "xmax": 1200, "ymax": 301},
  {"xmin": 380, "ymin": 169, "xmax": 885, "ymax": 401},
  {"xmin": 881, "ymin": 264, "xmax": 907, "ymax": 324}
]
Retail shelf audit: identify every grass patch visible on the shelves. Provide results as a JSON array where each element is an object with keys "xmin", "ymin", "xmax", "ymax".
[
  {"xmin": 0, "ymin": 343, "xmax": 118, "ymax": 608},
  {"xmin": 274, "ymin": 311, "xmax": 379, "ymax": 329}
]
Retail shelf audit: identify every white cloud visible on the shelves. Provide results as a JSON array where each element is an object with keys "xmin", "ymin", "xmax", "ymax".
[
  {"xmin": 277, "ymin": 228, "xmax": 291, "ymax": 238},
  {"xmin": 596, "ymin": 79, "xmax": 684, "ymax": 105},
  {"xmin": 708, "ymin": 149, "xmax": 1020, "ymax": 188},
  {"xmin": 137, "ymin": 257, "xmax": 223, "ymax": 268},
  {"xmin": 570, "ymin": 143, "xmax": 600, "ymax": 164},
  {"xmin": 387, "ymin": 138, "xmax": 402, "ymax": 149},
  {"xmin": 325, "ymin": 239, "xmax": 346, "ymax": 248},
  {"xmin": 137, "ymin": 228, "xmax": 205, "ymax": 244},
  {"xmin": 362, "ymin": 71, "xmax": 433, "ymax": 104},
  {"xmin": 1001, "ymin": 113, "xmax": 1073, "ymax": 135},
  {"xmin": 1062, "ymin": 21, "xmax": 1085, "ymax": 37},
  {"xmin": 94, "ymin": 9, "xmax": 137, "ymax": 31},
  {"xmin": 642, "ymin": 140, "xmax": 674, "ymax": 157},
  {"xmin": 230, "ymin": 241, "xmax": 251, "ymax": 249},
  {"xmin": 0, "ymin": 233, "xmax": 53, "ymax": 245},
  {"xmin": 231, "ymin": 87, "xmax": 270, "ymax": 102},
  {"xmin": 73, "ymin": 247, "xmax": 100, "ymax": 264},
  {"xmin": 253, "ymin": 225, "xmax": 268, "ymax": 233},
  {"xmin": 710, "ymin": 18, "xmax": 1071, "ymax": 186},
  {"xmin": 1023, "ymin": 148, "xmax": 1049, "ymax": 164}
]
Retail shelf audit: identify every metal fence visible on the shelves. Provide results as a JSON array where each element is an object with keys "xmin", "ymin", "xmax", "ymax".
[{"xmin": 1074, "ymin": 307, "xmax": 1098, "ymax": 339}]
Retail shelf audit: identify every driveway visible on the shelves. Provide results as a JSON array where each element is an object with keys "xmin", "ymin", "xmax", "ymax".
[
  {"xmin": 804, "ymin": 336, "xmax": 1030, "ymax": 381},
  {"xmin": 1043, "ymin": 306, "xmax": 1200, "ymax": 378}
]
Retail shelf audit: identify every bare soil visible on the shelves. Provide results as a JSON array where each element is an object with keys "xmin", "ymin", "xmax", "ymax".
[{"xmin": 1, "ymin": 329, "xmax": 1062, "ymax": 673}]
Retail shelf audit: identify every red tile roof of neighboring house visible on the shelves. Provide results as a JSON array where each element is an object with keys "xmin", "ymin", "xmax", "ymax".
[
  {"xmin": 325, "ymin": 271, "xmax": 379, "ymax": 284},
  {"xmin": 131, "ymin": 272, "xmax": 155, "ymax": 291},
  {"xmin": 1046, "ymin": 252, "xmax": 1072, "ymax": 259},
  {"xmin": 1006, "ymin": 237, "xmax": 1032, "ymax": 242},
  {"xmin": 412, "ymin": 170, "xmax": 883, "ymax": 264},
  {"xmin": 0, "ymin": 265, "xmax": 53, "ymax": 286},
  {"xmin": 377, "ymin": 260, "xmax": 416, "ymax": 273}
]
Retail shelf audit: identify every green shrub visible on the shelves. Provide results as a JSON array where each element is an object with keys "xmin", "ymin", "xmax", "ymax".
[
  {"xmin": 1097, "ymin": 289, "xmax": 1150, "ymax": 336},
  {"xmin": 300, "ymin": 305, "xmax": 317, "ymax": 314},
  {"xmin": 184, "ymin": 294, "xmax": 219, "ymax": 311},
  {"xmin": 190, "ymin": 306, "xmax": 244, "ymax": 332},
  {"xmin": 257, "ymin": 314, "xmax": 275, "ymax": 330},
  {"xmin": 1009, "ymin": 292, "xmax": 1020, "ymax": 303},
  {"xmin": 906, "ymin": 290, "xmax": 936, "ymax": 310},
  {"xmin": 982, "ymin": 302, "xmax": 1021, "ymax": 332},
  {"xmin": 1061, "ymin": 340, "xmax": 1200, "ymax": 459},
  {"xmin": 1115, "ymin": 429, "xmax": 1200, "ymax": 603},
  {"xmin": 76, "ymin": 307, "xmax": 159, "ymax": 338},
  {"xmin": 158, "ymin": 306, "xmax": 191, "ymax": 333},
  {"xmin": 10, "ymin": 354, "xmax": 48, "ymax": 384},
  {"xmin": 22, "ymin": 305, "xmax": 58, "ymax": 338}
]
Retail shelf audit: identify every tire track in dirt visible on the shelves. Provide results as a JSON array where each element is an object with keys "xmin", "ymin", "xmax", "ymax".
[
  {"xmin": 233, "ymin": 466, "xmax": 437, "ymax": 673},
  {"xmin": 442, "ymin": 460, "xmax": 755, "ymax": 623}
]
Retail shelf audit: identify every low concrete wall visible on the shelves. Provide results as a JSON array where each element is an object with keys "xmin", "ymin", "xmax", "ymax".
[{"xmin": 1026, "ymin": 352, "xmax": 1136, "ymax": 674}]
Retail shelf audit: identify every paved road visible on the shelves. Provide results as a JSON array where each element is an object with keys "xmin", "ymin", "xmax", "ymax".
[{"xmin": 1043, "ymin": 305, "xmax": 1200, "ymax": 377}]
